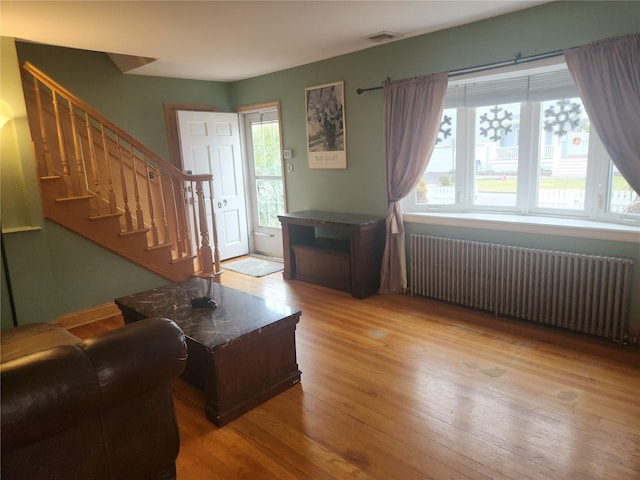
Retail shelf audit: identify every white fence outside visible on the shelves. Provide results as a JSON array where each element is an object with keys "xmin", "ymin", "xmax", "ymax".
[{"xmin": 421, "ymin": 185, "xmax": 639, "ymax": 212}]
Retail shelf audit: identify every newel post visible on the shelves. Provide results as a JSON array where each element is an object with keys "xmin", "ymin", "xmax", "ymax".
[
  {"xmin": 195, "ymin": 180, "xmax": 213, "ymax": 274},
  {"xmin": 208, "ymin": 178, "xmax": 221, "ymax": 275}
]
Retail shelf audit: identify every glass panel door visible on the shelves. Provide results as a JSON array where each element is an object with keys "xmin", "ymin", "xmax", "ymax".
[{"xmin": 243, "ymin": 110, "xmax": 285, "ymax": 257}]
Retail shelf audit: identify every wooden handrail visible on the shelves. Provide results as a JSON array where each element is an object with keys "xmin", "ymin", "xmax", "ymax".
[
  {"xmin": 21, "ymin": 62, "xmax": 201, "ymax": 183},
  {"xmin": 21, "ymin": 61, "xmax": 219, "ymax": 277}
]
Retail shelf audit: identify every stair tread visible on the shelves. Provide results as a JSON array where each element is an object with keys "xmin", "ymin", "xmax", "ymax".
[
  {"xmin": 90, "ymin": 212, "xmax": 122, "ymax": 221},
  {"xmin": 146, "ymin": 242, "xmax": 173, "ymax": 252},
  {"xmin": 56, "ymin": 195, "xmax": 93, "ymax": 202},
  {"xmin": 119, "ymin": 228, "xmax": 150, "ymax": 237},
  {"xmin": 172, "ymin": 254, "xmax": 197, "ymax": 264}
]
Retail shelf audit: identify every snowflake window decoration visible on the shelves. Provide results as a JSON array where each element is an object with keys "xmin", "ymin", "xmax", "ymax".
[
  {"xmin": 543, "ymin": 99, "xmax": 582, "ymax": 137},
  {"xmin": 479, "ymin": 106, "xmax": 513, "ymax": 142},
  {"xmin": 436, "ymin": 115, "xmax": 452, "ymax": 144}
]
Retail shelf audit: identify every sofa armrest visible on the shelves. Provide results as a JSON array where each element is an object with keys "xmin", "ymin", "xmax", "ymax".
[
  {"xmin": 77, "ymin": 317, "xmax": 187, "ymax": 403},
  {"xmin": 1, "ymin": 318, "xmax": 187, "ymax": 452},
  {"xmin": 1, "ymin": 345, "xmax": 101, "ymax": 450}
]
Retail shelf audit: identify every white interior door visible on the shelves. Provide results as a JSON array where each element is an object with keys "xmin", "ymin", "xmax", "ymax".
[{"xmin": 177, "ymin": 110, "xmax": 249, "ymax": 260}]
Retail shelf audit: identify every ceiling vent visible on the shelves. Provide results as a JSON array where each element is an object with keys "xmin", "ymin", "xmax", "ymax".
[{"xmin": 364, "ymin": 31, "xmax": 404, "ymax": 43}]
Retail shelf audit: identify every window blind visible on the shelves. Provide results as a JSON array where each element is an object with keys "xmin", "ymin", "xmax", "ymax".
[{"xmin": 445, "ymin": 67, "xmax": 578, "ymax": 108}]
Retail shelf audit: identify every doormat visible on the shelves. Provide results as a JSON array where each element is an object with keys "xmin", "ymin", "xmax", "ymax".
[{"xmin": 222, "ymin": 257, "xmax": 284, "ymax": 277}]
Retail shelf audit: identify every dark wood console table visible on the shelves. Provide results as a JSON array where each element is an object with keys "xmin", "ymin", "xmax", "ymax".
[{"xmin": 278, "ymin": 210, "xmax": 386, "ymax": 298}]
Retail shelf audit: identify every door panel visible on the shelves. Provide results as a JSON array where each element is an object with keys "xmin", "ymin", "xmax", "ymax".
[
  {"xmin": 222, "ymin": 210, "xmax": 242, "ymax": 242},
  {"xmin": 177, "ymin": 111, "xmax": 249, "ymax": 260},
  {"xmin": 218, "ymin": 146, "xmax": 238, "ymax": 196}
]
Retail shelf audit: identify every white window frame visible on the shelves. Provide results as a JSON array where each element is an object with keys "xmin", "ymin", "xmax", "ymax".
[{"xmin": 403, "ymin": 58, "xmax": 640, "ymax": 234}]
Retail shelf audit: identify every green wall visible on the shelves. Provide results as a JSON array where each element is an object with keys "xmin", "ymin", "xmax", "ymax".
[
  {"xmin": 228, "ymin": 1, "xmax": 640, "ymax": 334},
  {"xmin": 2, "ymin": 1, "xmax": 639, "ymax": 331},
  {"xmin": 229, "ymin": 1, "xmax": 640, "ymax": 214}
]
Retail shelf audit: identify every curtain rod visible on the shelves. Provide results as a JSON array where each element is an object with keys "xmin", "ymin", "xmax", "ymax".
[{"xmin": 355, "ymin": 49, "xmax": 565, "ymax": 95}]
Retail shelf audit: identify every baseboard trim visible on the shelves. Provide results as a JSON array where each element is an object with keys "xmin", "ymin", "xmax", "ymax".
[{"xmin": 52, "ymin": 302, "xmax": 122, "ymax": 329}]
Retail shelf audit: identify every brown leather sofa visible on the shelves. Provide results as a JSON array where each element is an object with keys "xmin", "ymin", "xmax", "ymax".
[{"xmin": 1, "ymin": 317, "xmax": 187, "ymax": 480}]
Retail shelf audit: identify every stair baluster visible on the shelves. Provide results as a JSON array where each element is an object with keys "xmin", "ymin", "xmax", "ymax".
[
  {"xmin": 144, "ymin": 162, "xmax": 159, "ymax": 245},
  {"xmin": 157, "ymin": 170, "xmax": 171, "ymax": 246},
  {"xmin": 128, "ymin": 145, "xmax": 145, "ymax": 230},
  {"xmin": 188, "ymin": 178, "xmax": 201, "ymax": 260},
  {"xmin": 32, "ymin": 79, "xmax": 55, "ymax": 177},
  {"xmin": 116, "ymin": 136, "xmax": 134, "ymax": 232},
  {"xmin": 51, "ymin": 90, "xmax": 74, "ymax": 196},
  {"xmin": 83, "ymin": 112, "xmax": 102, "ymax": 215},
  {"xmin": 68, "ymin": 101, "xmax": 85, "ymax": 196},
  {"xmin": 99, "ymin": 124, "xmax": 118, "ymax": 214},
  {"xmin": 21, "ymin": 61, "xmax": 216, "ymax": 281},
  {"xmin": 195, "ymin": 179, "xmax": 213, "ymax": 274},
  {"xmin": 208, "ymin": 178, "xmax": 221, "ymax": 275},
  {"xmin": 169, "ymin": 176, "xmax": 185, "ymax": 258}
]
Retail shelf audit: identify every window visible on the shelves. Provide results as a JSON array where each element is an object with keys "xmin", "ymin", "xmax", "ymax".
[
  {"xmin": 406, "ymin": 60, "xmax": 640, "ymax": 226},
  {"xmin": 535, "ymin": 98, "xmax": 588, "ymax": 212},
  {"xmin": 474, "ymin": 102, "xmax": 521, "ymax": 208},
  {"xmin": 248, "ymin": 116, "xmax": 284, "ymax": 228}
]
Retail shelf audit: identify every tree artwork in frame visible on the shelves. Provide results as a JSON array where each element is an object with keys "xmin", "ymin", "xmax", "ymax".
[{"xmin": 305, "ymin": 81, "xmax": 347, "ymax": 169}]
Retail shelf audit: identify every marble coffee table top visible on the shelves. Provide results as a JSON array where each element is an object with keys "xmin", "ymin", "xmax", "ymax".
[{"xmin": 115, "ymin": 277, "xmax": 301, "ymax": 350}]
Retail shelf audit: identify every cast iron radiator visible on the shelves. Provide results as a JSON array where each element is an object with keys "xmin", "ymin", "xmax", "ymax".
[{"xmin": 409, "ymin": 234, "xmax": 634, "ymax": 342}]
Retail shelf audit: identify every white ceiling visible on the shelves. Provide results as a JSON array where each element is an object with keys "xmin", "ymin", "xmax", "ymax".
[{"xmin": 2, "ymin": 1, "xmax": 549, "ymax": 82}]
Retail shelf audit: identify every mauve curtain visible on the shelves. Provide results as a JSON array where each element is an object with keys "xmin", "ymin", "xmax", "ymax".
[
  {"xmin": 564, "ymin": 34, "xmax": 640, "ymax": 194},
  {"xmin": 378, "ymin": 73, "xmax": 448, "ymax": 294}
]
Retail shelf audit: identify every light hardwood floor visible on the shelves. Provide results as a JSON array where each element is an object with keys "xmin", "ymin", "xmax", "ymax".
[{"xmin": 72, "ymin": 263, "xmax": 640, "ymax": 480}]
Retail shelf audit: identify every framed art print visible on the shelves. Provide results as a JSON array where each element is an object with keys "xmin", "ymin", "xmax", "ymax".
[{"xmin": 305, "ymin": 81, "xmax": 347, "ymax": 169}]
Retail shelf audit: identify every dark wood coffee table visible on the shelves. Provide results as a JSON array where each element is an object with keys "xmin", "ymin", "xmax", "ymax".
[{"xmin": 115, "ymin": 277, "xmax": 301, "ymax": 427}]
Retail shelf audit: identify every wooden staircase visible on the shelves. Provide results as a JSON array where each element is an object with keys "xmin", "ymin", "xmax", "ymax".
[{"xmin": 20, "ymin": 62, "xmax": 220, "ymax": 282}]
